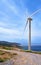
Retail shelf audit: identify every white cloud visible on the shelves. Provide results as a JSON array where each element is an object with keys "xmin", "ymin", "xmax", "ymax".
[
  {"xmin": 1, "ymin": 0, "xmax": 19, "ymax": 16},
  {"xmin": 1, "ymin": 0, "xmax": 29, "ymax": 18},
  {"xmin": 0, "ymin": 21, "xmax": 17, "ymax": 28},
  {"xmin": 0, "ymin": 27, "xmax": 23, "ymax": 38},
  {"xmin": 0, "ymin": 27, "xmax": 18, "ymax": 34}
]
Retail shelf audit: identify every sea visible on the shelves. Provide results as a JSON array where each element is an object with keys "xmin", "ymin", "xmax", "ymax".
[{"xmin": 22, "ymin": 46, "xmax": 41, "ymax": 51}]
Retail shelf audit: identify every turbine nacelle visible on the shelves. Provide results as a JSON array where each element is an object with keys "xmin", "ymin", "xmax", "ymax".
[{"xmin": 27, "ymin": 17, "xmax": 32, "ymax": 22}]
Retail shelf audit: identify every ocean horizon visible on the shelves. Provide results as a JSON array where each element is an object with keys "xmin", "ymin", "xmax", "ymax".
[{"xmin": 22, "ymin": 46, "xmax": 41, "ymax": 51}]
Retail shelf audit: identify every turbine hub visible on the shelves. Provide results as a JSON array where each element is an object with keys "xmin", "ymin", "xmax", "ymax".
[{"xmin": 28, "ymin": 17, "xmax": 32, "ymax": 21}]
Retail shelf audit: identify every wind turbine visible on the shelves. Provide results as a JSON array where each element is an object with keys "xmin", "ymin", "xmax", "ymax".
[{"xmin": 24, "ymin": 8, "xmax": 41, "ymax": 50}]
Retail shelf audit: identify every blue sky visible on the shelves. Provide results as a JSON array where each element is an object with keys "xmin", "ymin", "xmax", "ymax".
[{"xmin": 0, "ymin": 0, "xmax": 41, "ymax": 45}]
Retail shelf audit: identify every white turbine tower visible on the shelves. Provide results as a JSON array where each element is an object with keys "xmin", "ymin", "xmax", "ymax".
[{"xmin": 24, "ymin": 8, "xmax": 41, "ymax": 50}]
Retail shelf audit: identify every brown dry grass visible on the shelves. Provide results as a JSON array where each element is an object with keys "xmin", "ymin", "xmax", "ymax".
[
  {"xmin": 0, "ymin": 46, "xmax": 20, "ymax": 50},
  {"xmin": 0, "ymin": 50, "xmax": 17, "ymax": 62}
]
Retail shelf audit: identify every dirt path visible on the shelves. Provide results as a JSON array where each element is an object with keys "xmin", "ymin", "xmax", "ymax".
[
  {"xmin": 14, "ymin": 52, "xmax": 41, "ymax": 65},
  {"xmin": 0, "ymin": 49, "xmax": 41, "ymax": 65}
]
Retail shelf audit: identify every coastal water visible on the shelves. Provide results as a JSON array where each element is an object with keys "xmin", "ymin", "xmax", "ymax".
[{"xmin": 22, "ymin": 46, "xmax": 41, "ymax": 51}]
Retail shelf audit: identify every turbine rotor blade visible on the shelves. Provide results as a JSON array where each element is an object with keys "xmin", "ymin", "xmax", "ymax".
[
  {"xmin": 24, "ymin": 20, "xmax": 28, "ymax": 31},
  {"xmin": 30, "ymin": 8, "xmax": 41, "ymax": 17}
]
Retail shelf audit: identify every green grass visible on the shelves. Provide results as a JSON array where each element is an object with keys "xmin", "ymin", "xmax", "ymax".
[
  {"xmin": 24, "ymin": 50, "xmax": 41, "ymax": 54},
  {"xmin": 24, "ymin": 50, "xmax": 32, "ymax": 52},
  {"xmin": 0, "ymin": 58, "xmax": 5, "ymax": 62},
  {"xmin": 0, "ymin": 51, "xmax": 5, "ymax": 55},
  {"xmin": 31, "ymin": 51, "xmax": 41, "ymax": 54},
  {"xmin": 3, "ymin": 47, "xmax": 12, "ymax": 50},
  {"xmin": 0, "ymin": 58, "xmax": 10, "ymax": 62}
]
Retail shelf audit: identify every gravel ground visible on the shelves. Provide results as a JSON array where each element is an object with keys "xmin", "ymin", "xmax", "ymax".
[
  {"xmin": 0, "ymin": 49, "xmax": 41, "ymax": 65},
  {"xmin": 14, "ymin": 52, "xmax": 41, "ymax": 65},
  {"xmin": 0, "ymin": 59, "xmax": 14, "ymax": 65}
]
